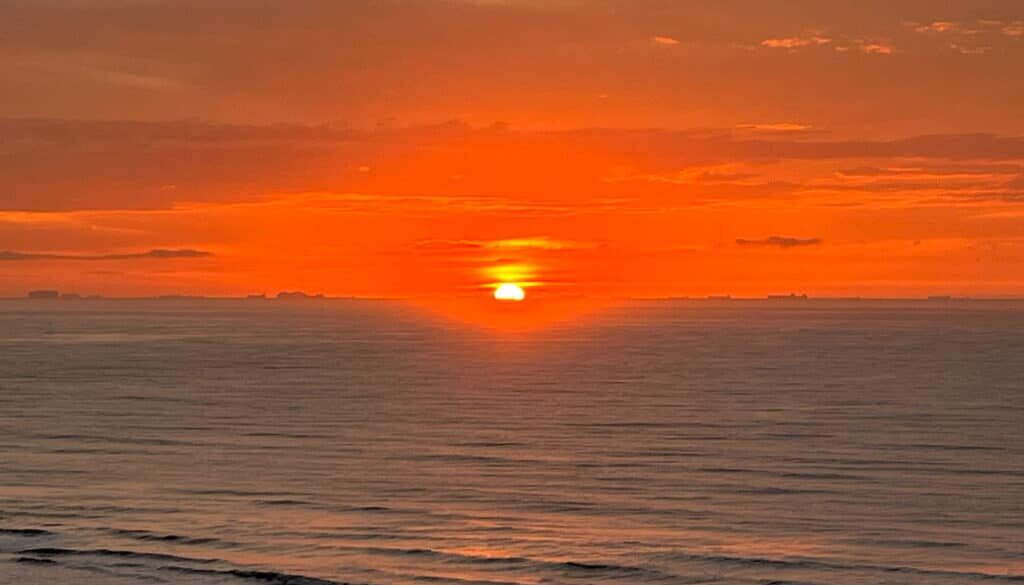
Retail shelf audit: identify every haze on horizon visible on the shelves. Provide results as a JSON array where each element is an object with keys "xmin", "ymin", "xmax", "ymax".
[{"xmin": 3, "ymin": 0, "xmax": 1024, "ymax": 302}]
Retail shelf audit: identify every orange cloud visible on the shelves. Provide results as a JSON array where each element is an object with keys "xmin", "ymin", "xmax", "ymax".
[
  {"xmin": 914, "ymin": 21, "xmax": 959, "ymax": 33},
  {"xmin": 737, "ymin": 123, "xmax": 812, "ymax": 132},
  {"xmin": 857, "ymin": 42, "xmax": 893, "ymax": 55},
  {"xmin": 761, "ymin": 35, "xmax": 831, "ymax": 49}
]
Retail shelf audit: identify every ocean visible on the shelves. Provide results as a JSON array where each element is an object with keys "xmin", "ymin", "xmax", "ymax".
[{"xmin": 1, "ymin": 299, "xmax": 1022, "ymax": 585}]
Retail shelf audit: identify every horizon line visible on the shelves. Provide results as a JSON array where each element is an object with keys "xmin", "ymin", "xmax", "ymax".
[{"xmin": 5, "ymin": 294, "xmax": 1024, "ymax": 302}]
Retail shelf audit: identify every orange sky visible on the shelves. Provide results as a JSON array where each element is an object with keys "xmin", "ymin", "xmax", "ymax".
[{"xmin": 2, "ymin": 0, "xmax": 1024, "ymax": 309}]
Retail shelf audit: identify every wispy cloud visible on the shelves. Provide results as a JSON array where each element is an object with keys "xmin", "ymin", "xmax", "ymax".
[
  {"xmin": 914, "ymin": 21, "xmax": 959, "ymax": 33},
  {"xmin": 652, "ymin": 36, "xmax": 680, "ymax": 46},
  {"xmin": 908, "ymin": 19, "xmax": 1021, "ymax": 52},
  {"xmin": 761, "ymin": 35, "xmax": 831, "ymax": 49},
  {"xmin": 4, "ymin": 119, "xmax": 1024, "ymax": 216},
  {"xmin": 911, "ymin": 19, "xmax": 1024, "ymax": 37},
  {"xmin": 485, "ymin": 237, "xmax": 588, "ymax": 250},
  {"xmin": 0, "ymin": 249, "xmax": 212, "ymax": 261},
  {"xmin": 638, "ymin": 163, "xmax": 763, "ymax": 186},
  {"xmin": 415, "ymin": 237, "xmax": 589, "ymax": 252},
  {"xmin": 737, "ymin": 122, "xmax": 812, "ymax": 132},
  {"xmin": 857, "ymin": 42, "xmax": 893, "ymax": 55},
  {"xmin": 1001, "ymin": 21, "xmax": 1023, "ymax": 37},
  {"xmin": 950, "ymin": 43, "xmax": 990, "ymax": 55},
  {"xmin": 832, "ymin": 39, "xmax": 894, "ymax": 55},
  {"xmin": 736, "ymin": 236, "xmax": 822, "ymax": 248},
  {"xmin": 761, "ymin": 34, "xmax": 891, "ymax": 56},
  {"xmin": 89, "ymin": 69, "xmax": 184, "ymax": 91}
]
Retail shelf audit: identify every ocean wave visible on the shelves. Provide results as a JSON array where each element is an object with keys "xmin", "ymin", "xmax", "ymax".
[
  {"xmin": 107, "ymin": 528, "xmax": 222, "ymax": 546},
  {"xmin": 160, "ymin": 565, "xmax": 343, "ymax": 585},
  {"xmin": 349, "ymin": 545, "xmax": 694, "ymax": 582},
  {"xmin": 0, "ymin": 528, "xmax": 53, "ymax": 537},
  {"xmin": 19, "ymin": 546, "xmax": 220, "ymax": 564},
  {"xmin": 12, "ymin": 545, "xmax": 347, "ymax": 585},
  {"xmin": 659, "ymin": 550, "xmax": 1024, "ymax": 582},
  {"xmin": 15, "ymin": 555, "xmax": 57, "ymax": 565}
]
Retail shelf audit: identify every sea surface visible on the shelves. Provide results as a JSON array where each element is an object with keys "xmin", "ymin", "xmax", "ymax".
[{"xmin": 1, "ymin": 299, "xmax": 1022, "ymax": 585}]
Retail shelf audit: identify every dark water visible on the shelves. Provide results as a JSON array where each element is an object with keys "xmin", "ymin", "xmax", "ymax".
[{"xmin": 1, "ymin": 299, "xmax": 1022, "ymax": 585}]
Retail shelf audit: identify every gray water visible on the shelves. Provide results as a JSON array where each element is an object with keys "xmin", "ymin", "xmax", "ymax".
[{"xmin": 1, "ymin": 299, "xmax": 1022, "ymax": 585}]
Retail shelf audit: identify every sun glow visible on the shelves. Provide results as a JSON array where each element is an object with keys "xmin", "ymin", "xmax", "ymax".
[{"xmin": 493, "ymin": 283, "xmax": 526, "ymax": 302}]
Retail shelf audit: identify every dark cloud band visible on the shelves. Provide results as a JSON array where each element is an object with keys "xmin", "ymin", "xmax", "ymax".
[
  {"xmin": 736, "ymin": 237, "xmax": 822, "ymax": 248},
  {"xmin": 0, "ymin": 249, "xmax": 212, "ymax": 261}
]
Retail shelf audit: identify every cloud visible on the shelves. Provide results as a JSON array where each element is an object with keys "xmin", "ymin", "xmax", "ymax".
[
  {"xmin": 1004, "ymin": 21, "xmax": 1024, "ymax": 37},
  {"xmin": 857, "ymin": 42, "xmax": 893, "ymax": 55},
  {"xmin": 0, "ymin": 248, "xmax": 212, "ymax": 261},
  {"xmin": 950, "ymin": 43, "xmax": 990, "ymax": 55},
  {"xmin": 637, "ymin": 162, "xmax": 763, "ymax": 186},
  {"xmin": 811, "ymin": 162, "xmax": 1023, "ymax": 204},
  {"xmin": 908, "ymin": 19, "xmax": 1020, "ymax": 49},
  {"xmin": 143, "ymin": 249, "xmax": 211, "ymax": 258},
  {"xmin": 414, "ymin": 237, "xmax": 588, "ymax": 252},
  {"xmin": 836, "ymin": 163, "xmax": 1022, "ymax": 179},
  {"xmin": 736, "ymin": 122, "xmax": 812, "ymax": 132},
  {"xmin": 914, "ymin": 21, "xmax": 959, "ymax": 34},
  {"xmin": 3, "ymin": 119, "xmax": 1024, "ymax": 214},
  {"xmin": 652, "ymin": 36, "xmax": 680, "ymax": 46},
  {"xmin": 761, "ymin": 35, "xmax": 831, "ymax": 49},
  {"xmin": 487, "ymin": 237, "xmax": 586, "ymax": 250},
  {"xmin": 911, "ymin": 19, "xmax": 1024, "ymax": 37},
  {"xmin": 89, "ymin": 69, "xmax": 184, "ymax": 91},
  {"xmin": 759, "ymin": 35, "xmax": 891, "ymax": 55},
  {"xmin": 0, "ymin": 117, "xmax": 362, "ymax": 145},
  {"xmin": 736, "ymin": 236, "xmax": 822, "ymax": 248}
]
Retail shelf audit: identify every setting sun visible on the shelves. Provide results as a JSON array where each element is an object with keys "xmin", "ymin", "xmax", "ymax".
[{"xmin": 493, "ymin": 283, "xmax": 526, "ymax": 302}]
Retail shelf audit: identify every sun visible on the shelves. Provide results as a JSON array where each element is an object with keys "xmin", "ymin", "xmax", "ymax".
[{"xmin": 493, "ymin": 283, "xmax": 526, "ymax": 302}]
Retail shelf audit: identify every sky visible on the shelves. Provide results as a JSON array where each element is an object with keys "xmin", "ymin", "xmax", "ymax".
[{"xmin": 3, "ymin": 0, "xmax": 1024, "ymax": 309}]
